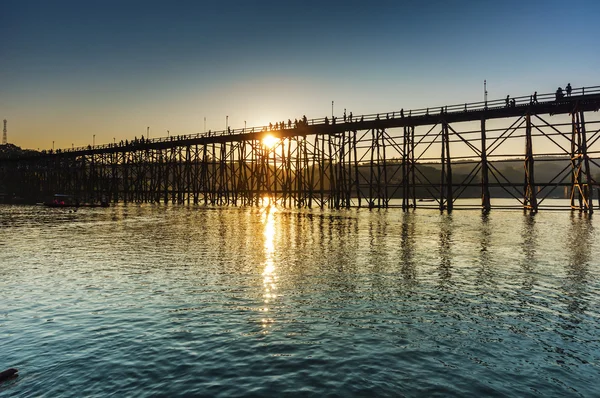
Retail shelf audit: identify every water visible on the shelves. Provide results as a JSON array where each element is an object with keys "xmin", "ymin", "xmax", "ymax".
[{"xmin": 1, "ymin": 202, "xmax": 599, "ymax": 397}]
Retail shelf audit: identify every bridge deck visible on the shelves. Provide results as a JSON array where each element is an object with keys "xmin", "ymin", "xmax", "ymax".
[{"xmin": 5, "ymin": 86, "xmax": 600, "ymax": 159}]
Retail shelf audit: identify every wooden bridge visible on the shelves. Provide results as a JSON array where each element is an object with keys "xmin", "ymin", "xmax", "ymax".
[{"xmin": 1, "ymin": 85, "xmax": 600, "ymax": 213}]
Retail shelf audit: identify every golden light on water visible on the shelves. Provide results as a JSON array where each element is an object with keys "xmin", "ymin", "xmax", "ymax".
[
  {"xmin": 260, "ymin": 199, "xmax": 278, "ymax": 330},
  {"xmin": 262, "ymin": 134, "xmax": 279, "ymax": 149}
]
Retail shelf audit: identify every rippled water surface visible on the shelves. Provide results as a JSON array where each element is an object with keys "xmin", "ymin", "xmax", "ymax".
[{"xmin": 1, "ymin": 203, "xmax": 599, "ymax": 397}]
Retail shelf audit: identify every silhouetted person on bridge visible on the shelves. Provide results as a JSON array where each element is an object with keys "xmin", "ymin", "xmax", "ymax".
[
  {"xmin": 400, "ymin": 109, "xmax": 404, "ymax": 118},
  {"xmin": 324, "ymin": 116, "xmax": 329, "ymax": 125},
  {"xmin": 343, "ymin": 109, "xmax": 346, "ymax": 122},
  {"xmin": 349, "ymin": 111, "xmax": 353, "ymax": 122},
  {"xmin": 533, "ymin": 91, "xmax": 538, "ymax": 104},
  {"xmin": 288, "ymin": 119, "xmax": 292, "ymax": 128},
  {"xmin": 556, "ymin": 87, "xmax": 564, "ymax": 100},
  {"xmin": 303, "ymin": 115, "xmax": 308, "ymax": 125},
  {"xmin": 510, "ymin": 98, "xmax": 516, "ymax": 107},
  {"xmin": 506, "ymin": 95, "xmax": 510, "ymax": 107},
  {"xmin": 566, "ymin": 83, "xmax": 572, "ymax": 96},
  {"xmin": 269, "ymin": 122, "xmax": 273, "ymax": 130}
]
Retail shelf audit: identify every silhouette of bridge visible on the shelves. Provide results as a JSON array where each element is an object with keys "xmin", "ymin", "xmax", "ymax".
[{"xmin": 2, "ymin": 85, "xmax": 600, "ymax": 213}]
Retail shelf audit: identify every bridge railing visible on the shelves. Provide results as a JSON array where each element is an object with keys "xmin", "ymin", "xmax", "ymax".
[{"xmin": 51, "ymin": 85, "xmax": 600, "ymax": 154}]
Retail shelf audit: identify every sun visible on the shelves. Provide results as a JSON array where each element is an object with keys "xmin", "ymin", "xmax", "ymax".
[{"xmin": 262, "ymin": 134, "xmax": 279, "ymax": 149}]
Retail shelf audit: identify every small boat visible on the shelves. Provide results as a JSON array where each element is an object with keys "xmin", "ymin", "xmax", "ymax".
[{"xmin": 43, "ymin": 194, "xmax": 109, "ymax": 208}]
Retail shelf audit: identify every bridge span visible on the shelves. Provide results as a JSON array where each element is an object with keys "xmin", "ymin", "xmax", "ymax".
[{"xmin": 2, "ymin": 85, "xmax": 600, "ymax": 213}]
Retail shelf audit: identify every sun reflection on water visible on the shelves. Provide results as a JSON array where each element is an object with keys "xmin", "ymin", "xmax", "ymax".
[{"xmin": 260, "ymin": 199, "xmax": 278, "ymax": 329}]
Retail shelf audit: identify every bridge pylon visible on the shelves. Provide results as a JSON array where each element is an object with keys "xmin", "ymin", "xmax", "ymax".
[{"xmin": 570, "ymin": 105, "xmax": 594, "ymax": 213}]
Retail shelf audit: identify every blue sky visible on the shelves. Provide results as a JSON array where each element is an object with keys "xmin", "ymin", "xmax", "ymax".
[{"xmin": 1, "ymin": 0, "xmax": 599, "ymax": 149}]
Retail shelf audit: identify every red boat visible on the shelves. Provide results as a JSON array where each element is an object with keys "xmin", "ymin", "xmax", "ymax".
[{"xmin": 43, "ymin": 194, "xmax": 109, "ymax": 208}]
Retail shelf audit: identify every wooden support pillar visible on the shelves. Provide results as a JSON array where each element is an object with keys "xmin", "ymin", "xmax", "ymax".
[
  {"xmin": 410, "ymin": 126, "xmax": 416, "ymax": 209},
  {"xmin": 382, "ymin": 129, "xmax": 388, "ymax": 208},
  {"xmin": 353, "ymin": 130, "xmax": 361, "ymax": 208},
  {"xmin": 571, "ymin": 110, "xmax": 594, "ymax": 213},
  {"xmin": 481, "ymin": 117, "xmax": 491, "ymax": 212},
  {"xmin": 344, "ymin": 132, "xmax": 351, "ymax": 208},
  {"xmin": 402, "ymin": 126, "xmax": 408, "ymax": 211},
  {"xmin": 309, "ymin": 136, "xmax": 317, "ymax": 209},
  {"xmin": 376, "ymin": 129, "xmax": 382, "ymax": 208},
  {"xmin": 303, "ymin": 136, "xmax": 310, "ymax": 208},
  {"xmin": 202, "ymin": 145, "xmax": 208, "ymax": 205},
  {"xmin": 440, "ymin": 122, "xmax": 453, "ymax": 213},
  {"xmin": 524, "ymin": 113, "xmax": 538, "ymax": 214},
  {"xmin": 369, "ymin": 129, "xmax": 375, "ymax": 208},
  {"xmin": 328, "ymin": 134, "xmax": 336, "ymax": 209},
  {"xmin": 123, "ymin": 151, "xmax": 129, "ymax": 203}
]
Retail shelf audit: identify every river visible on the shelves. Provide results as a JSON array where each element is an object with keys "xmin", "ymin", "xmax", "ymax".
[{"xmin": 1, "ymin": 202, "xmax": 599, "ymax": 396}]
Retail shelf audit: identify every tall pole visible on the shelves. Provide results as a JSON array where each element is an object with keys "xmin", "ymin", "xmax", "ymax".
[
  {"xmin": 2, "ymin": 119, "xmax": 6, "ymax": 145},
  {"xmin": 226, "ymin": 116, "xmax": 229, "ymax": 132},
  {"xmin": 332, "ymin": 101, "xmax": 334, "ymax": 118},
  {"xmin": 93, "ymin": 135, "xmax": 95, "ymax": 147},
  {"xmin": 204, "ymin": 117, "xmax": 206, "ymax": 133},
  {"xmin": 147, "ymin": 126, "xmax": 150, "ymax": 139}
]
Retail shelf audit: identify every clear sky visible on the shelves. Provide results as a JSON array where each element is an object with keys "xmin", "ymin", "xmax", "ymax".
[{"xmin": 2, "ymin": 0, "xmax": 599, "ymax": 149}]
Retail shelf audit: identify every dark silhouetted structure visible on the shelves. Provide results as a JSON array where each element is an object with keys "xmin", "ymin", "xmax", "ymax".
[{"xmin": 2, "ymin": 85, "xmax": 600, "ymax": 214}]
